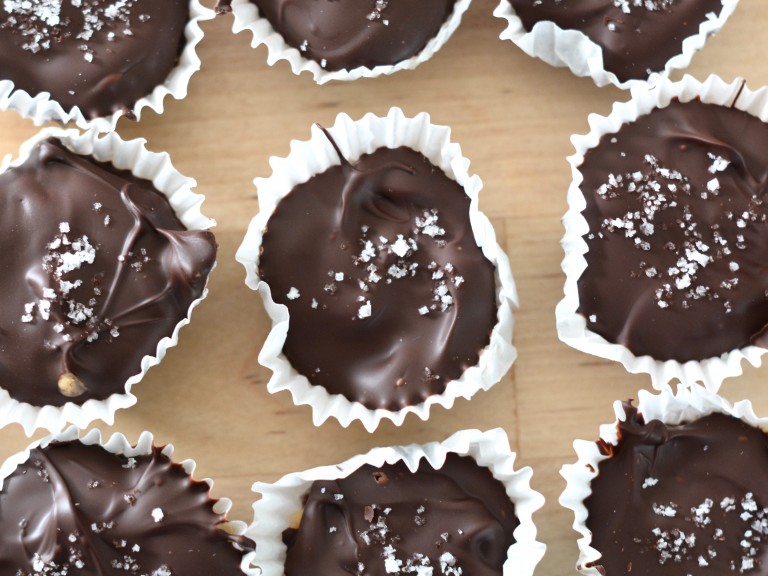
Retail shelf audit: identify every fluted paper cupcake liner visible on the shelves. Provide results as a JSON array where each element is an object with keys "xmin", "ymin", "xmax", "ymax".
[
  {"xmin": 0, "ymin": 426, "xmax": 258, "ymax": 575},
  {"xmin": 557, "ymin": 74, "xmax": 768, "ymax": 391},
  {"xmin": 0, "ymin": 126, "xmax": 216, "ymax": 435},
  {"xmin": 559, "ymin": 384, "xmax": 768, "ymax": 575},
  {"xmin": 493, "ymin": 0, "xmax": 739, "ymax": 90},
  {"xmin": 236, "ymin": 107, "xmax": 518, "ymax": 432},
  {"xmin": 0, "ymin": 1, "xmax": 213, "ymax": 132},
  {"xmin": 222, "ymin": 0, "xmax": 471, "ymax": 84},
  {"xmin": 248, "ymin": 428, "xmax": 546, "ymax": 576}
]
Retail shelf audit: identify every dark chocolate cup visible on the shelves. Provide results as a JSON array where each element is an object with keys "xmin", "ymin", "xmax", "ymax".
[
  {"xmin": 220, "ymin": 0, "xmax": 471, "ymax": 83},
  {"xmin": 0, "ymin": 127, "xmax": 216, "ymax": 435},
  {"xmin": 0, "ymin": 1, "xmax": 213, "ymax": 132},
  {"xmin": 493, "ymin": 0, "xmax": 738, "ymax": 90},
  {"xmin": 236, "ymin": 108, "xmax": 518, "ymax": 432},
  {"xmin": 247, "ymin": 428, "xmax": 545, "ymax": 575},
  {"xmin": 557, "ymin": 75, "xmax": 768, "ymax": 391},
  {"xmin": 559, "ymin": 385, "xmax": 766, "ymax": 575},
  {"xmin": 0, "ymin": 427, "xmax": 259, "ymax": 575}
]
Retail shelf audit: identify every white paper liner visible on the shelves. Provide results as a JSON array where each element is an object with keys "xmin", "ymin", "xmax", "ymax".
[
  {"xmin": 0, "ymin": 426, "xmax": 259, "ymax": 575},
  {"xmin": 224, "ymin": 0, "xmax": 471, "ymax": 84},
  {"xmin": 493, "ymin": 0, "xmax": 739, "ymax": 90},
  {"xmin": 557, "ymin": 74, "xmax": 768, "ymax": 391},
  {"xmin": 0, "ymin": 1, "xmax": 214, "ymax": 132},
  {"xmin": 0, "ymin": 126, "xmax": 216, "ymax": 436},
  {"xmin": 559, "ymin": 384, "xmax": 768, "ymax": 575},
  {"xmin": 248, "ymin": 428, "xmax": 546, "ymax": 576},
  {"xmin": 236, "ymin": 107, "xmax": 518, "ymax": 432}
]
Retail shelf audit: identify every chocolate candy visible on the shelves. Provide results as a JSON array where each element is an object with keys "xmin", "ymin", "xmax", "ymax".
[
  {"xmin": 0, "ymin": 440, "xmax": 254, "ymax": 575},
  {"xmin": 283, "ymin": 453, "xmax": 519, "ymax": 575},
  {"xmin": 585, "ymin": 404, "xmax": 768, "ymax": 575},
  {"xmin": 227, "ymin": 0, "xmax": 458, "ymax": 71},
  {"xmin": 576, "ymin": 99, "xmax": 768, "ymax": 362},
  {"xmin": 510, "ymin": 0, "xmax": 723, "ymax": 82},
  {"xmin": 258, "ymin": 145, "xmax": 497, "ymax": 411},
  {"xmin": 0, "ymin": 138, "xmax": 216, "ymax": 407},
  {"xmin": 0, "ymin": 1, "xmax": 189, "ymax": 119}
]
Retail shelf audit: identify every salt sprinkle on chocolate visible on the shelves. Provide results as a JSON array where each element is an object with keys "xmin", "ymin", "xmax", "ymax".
[
  {"xmin": 2, "ymin": 0, "xmax": 147, "ymax": 58},
  {"xmin": 312, "ymin": 210, "xmax": 463, "ymax": 321},
  {"xmin": 594, "ymin": 152, "xmax": 765, "ymax": 314}
]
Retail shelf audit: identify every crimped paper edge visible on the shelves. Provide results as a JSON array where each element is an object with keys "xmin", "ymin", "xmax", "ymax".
[
  {"xmin": 492, "ymin": 0, "xmax": 740, "ymax": 90},
  {"xmin": 224, "ymin": 0, "xmax": 472, "ymax": 84},
  {"xmin": 0, "ymin": 0, "xmax": 214, "ymax": 132},
  {"xmin": 559, "ymin": 384, "xmax": 768, "ymax": 575},
  {"xmin": 235, "ymin": 107, "xmax": 518, "ymax": 432},
  {"xmin": 248, "ymin": 428, "xmax": 546, "ymax": 576},
  {"xmin": 556, "ymin": 74, "xmax": 768, "ymax": 391},
  {"xmin": 0, "ymin": 126, "xmax": 217, "ymax": 436},
  {"xmin": 0, "ymin": 426, "xmax": 259, "ymax": 575}
]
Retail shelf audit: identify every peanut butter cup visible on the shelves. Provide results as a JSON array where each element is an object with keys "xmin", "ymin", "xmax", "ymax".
[
  {"xmin": 0, "ymin": 0, "xmax": 204, "ymax": 125},
  {"xmin": 283, "ymin": 454, "xmax": 519, "ymax": 576},
  {"xmin": 585, "ymin": 403, "xmax": 768, "ymax": 575},
  {"xmin": 576, "ymin": 98, "xmax": 768, "ymax": 363},
  {"xmin": 0, "ymin": 433, "xmax": 255, "ymax": 575},
  {"xmin": 0, "ymin": 136, "xmax": 216, "ymax": 413},
  {"xmin": 257, "ymin": 144, "xmax": 497, "ymax": 412}
]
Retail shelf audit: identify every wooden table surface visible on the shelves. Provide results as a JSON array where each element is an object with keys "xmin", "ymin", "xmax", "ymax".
[{"xmin": 1, "ymin": 1, "xmax": 768, "ymax": 574}]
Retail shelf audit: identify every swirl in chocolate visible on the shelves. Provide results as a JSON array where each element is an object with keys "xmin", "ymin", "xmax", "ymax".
[
  {"xmin": 576, "ymin": 99, "xmax": 768, "ymax": 362},
  {"xmin": 0, "ymin": 138, "xmax": 217, "ymax": 407},
  {"xmin": 258, "ymin": 144, "xmax": 497, "ymax": 411},
  {"xmin": 509, "ymin": 0, "xmax": 723, "ymax": 82},
  {"xmin": 283, "ymin": 454, "xmax": 518, "ymax": 575},
  {"xmin": 0, "ymin": 440, "xmax": 254, "ymax": 575},
  {"xmin": 585, "ymin": 404, "xmax": 768, "ymax": 575},
  {"xmin": 236, "ymin": 0, "xmax": 459, "ymax": 71},
  {"xmin": 0, "ymin": 0, "xmax": 189, "ymax": 119}
]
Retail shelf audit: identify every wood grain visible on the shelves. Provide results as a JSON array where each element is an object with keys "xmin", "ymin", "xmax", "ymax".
[{"xmin": 0, "ymin": 1, "xmax": 767, "ymax": 574}]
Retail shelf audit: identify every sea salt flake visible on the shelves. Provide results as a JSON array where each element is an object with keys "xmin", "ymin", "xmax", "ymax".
[
  {"xmin": 642, "ymin": 477, "xmax": 659, "ymax": 489},
  {"xmin": 286, "ymin": 287, "xmax": 300, "ymax": 300},
  {"xmin": 358, "ymin": 301, "xmax": 372, "ymax": 319}
]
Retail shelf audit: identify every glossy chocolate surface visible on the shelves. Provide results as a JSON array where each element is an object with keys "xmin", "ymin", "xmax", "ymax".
[
  {"xmin": 510, "ymin": 0, "xmax": 723, "ymax": 82},
  {"xmin": 0, "ymin": 440, "xmax": 253, "ymax": 575},
  {"xmin": 586, "ymin": 404, "xmax": 768, "ymax": 575},
  {"xmin": 240, "ymin": 0, "xmax": 458, "ymax": 72},
  {"xmin": 283, "ymin": 453, "xmax": 518, "ymax": 575},
  {"xmin": 577, "ymin": 99, "xmax": 768, "ymax": 362},
  {"xmin": 0, "ymin": 1, "xmax": 189, "ymax": 119},
  {"xmin": 258, "ymin": 146, "xmax": 497, "ymax": 411},
  {"xmin": 0, "ymin": 138, "xmax": 216, "ymax": 407}
]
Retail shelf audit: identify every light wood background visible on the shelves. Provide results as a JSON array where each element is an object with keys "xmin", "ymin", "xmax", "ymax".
[{"xmin": 1, "ymin": 1, "xmax": 767, "ymax": 574}]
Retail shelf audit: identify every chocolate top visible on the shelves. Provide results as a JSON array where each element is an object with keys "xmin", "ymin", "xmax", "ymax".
[
  {"xmin": 257, "ymin": 145, "xmax": 497, "ymax": 411},
  {"xmin": 0, "ymin": 138, "xmax": 217, "ymax": 407},
  {"xmin": 283, "ymin": 453, "xmax": 519, "ymax": 575},
  {"xmin": 510, "ymin": 0, "xmax": 723, "ymax": 82},
  {"xmin": 241, "ymin": 0, "xmax": 458, "ymax": 72},
  {"xmin": 0, "ymin": 440, "xmax": 254, "ymax": 575},
  {"xmin": 0, "ymin": 1, "xmax": 189, "ymax": 119},
  {"xmin": 576, "ymin": 99, "xmax": 768, "ymax": 362},
  {"xmin": 585, "ymin": 404, "xmax": 768, "ymax": 575}
]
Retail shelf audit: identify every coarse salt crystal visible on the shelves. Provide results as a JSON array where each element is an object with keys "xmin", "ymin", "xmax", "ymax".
[
  {"xmin": 286, "ymin": 287, "xmax": 300, "ymax": 300},
  {"xmin": 358, "ymin": 301, "xmax": 372, "ymax": 319}
]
